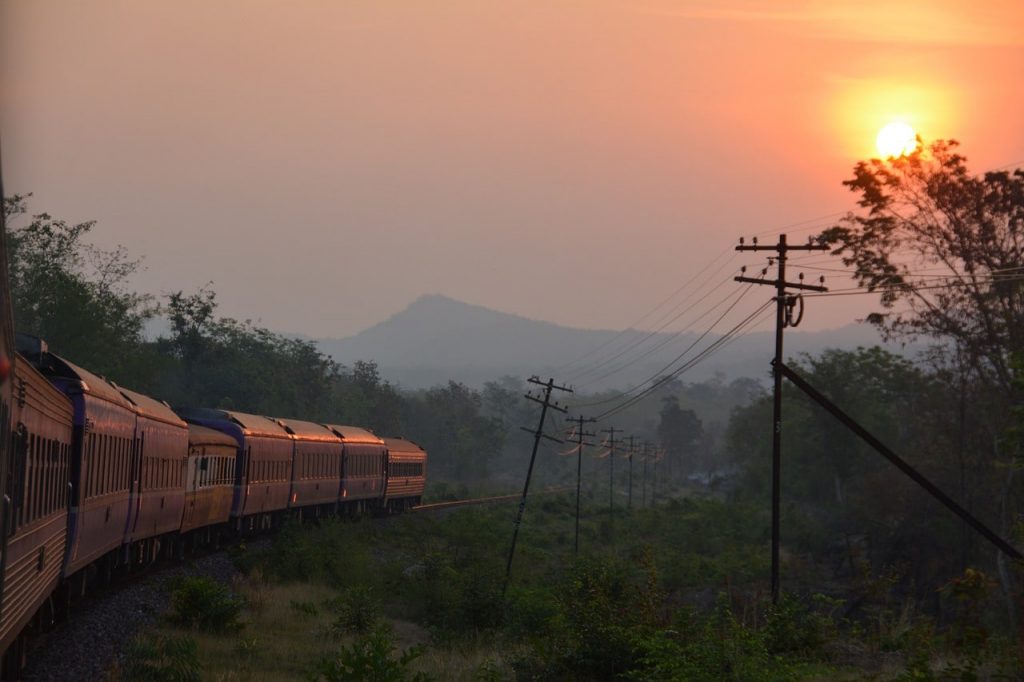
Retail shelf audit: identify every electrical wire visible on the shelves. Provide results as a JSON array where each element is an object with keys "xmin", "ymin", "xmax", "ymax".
[
  {"xmin": 572, "ymin": 286, "xmax": 759, "ymax": 410},
  {"xmin": 553, "ymin": 246, "xmax": 737, "ymax": 374},
  {"xmin": 562, "ymin": 251, "xmax": 742, "ymax": 381},
  {"xmin": 593, "ymin": 300, "xmax": 774, "ymax": 421},
  {"xmin": 571, "ymin": 278, "xmax": 744, "ymax": 387}
]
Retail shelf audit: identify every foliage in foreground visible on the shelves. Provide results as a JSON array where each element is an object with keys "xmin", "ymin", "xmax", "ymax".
[
  {"xmin": 165, "ymin": 576, "xmax": 245, "ymax": 634},
  {"xmin": 310, "ymin": 625, "xmax": 434, "ymax": 682},
  {"xmin": 116, "ymin": 634, "xmax": 202, "ymax": 682}
]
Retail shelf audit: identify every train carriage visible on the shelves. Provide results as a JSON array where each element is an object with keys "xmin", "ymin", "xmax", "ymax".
[
  {"xmin": 275, "ymin": 418, "xmax": 342, "ymax": 514},
  {"xmin": 382, "ymin": 437, "xmax": 426, "ymax": 512},
  {"xmin": 0, "ymin": 357, "xmax": 72, "ymax": 655},
  {"xmin": 117, "ymin": 388, "xmax": 188, "ymax": 561},
  {"xmin": 175, "ymin": 409, "xmax": 292, "ymax": 531},
  {"xmin": 17, "ymin": 341, "xmax": 137, "ymax": 580},
  {"xmin": 180, "ymin": 425, "xmax": 236, "ymax": 535},
  {"xmin": 325, "ymin": 425, "xmax": 385, "ymax": 512}
]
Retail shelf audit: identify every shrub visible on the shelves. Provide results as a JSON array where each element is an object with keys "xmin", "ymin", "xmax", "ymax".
[
  {"xmin": 291, "ymin": 599, "xmax": 320, "ymax": 617},
  {"xmin": 324, "ymin": 586, "xmax": 381, "ymax": 635},
  {"xmin": 310, "ymin": 625, "xmax": 434, "ymax": 682},
  {"xmin": 762, "ymin": 593, "xmax": 838, "ymax": 657},
  {"xmin": 118, "ymin": 634, "xmax": 202, "ymax": 682},
  {"xmin": 167, "ymin": 576, "xmax": 244, "ymax": 633}
]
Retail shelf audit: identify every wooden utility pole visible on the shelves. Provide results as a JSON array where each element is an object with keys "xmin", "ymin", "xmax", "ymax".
[
  {"xmin": 652, "ymin": 446, "xmax": 664, "ymax": 507},
  {"xmin": 623, "ymin": 435, "xmax": 636, "ymax": 509},
  {"xmin": 600, "ymin": 426, "xmax": 620, "ymax": 514},
  {"xmin": 735, "ymin": 233, "xmax": 828, "ymax": 603},
  {"xmin": 641, "ymin": 441, "xmax": 650, "ymax": 508},
  {"xmin": 504, "ymin": 376, "xmax": 571, "ymax": 597},
  {"xmin": 566, "ymin": 415, "xmax": 596, "ymax": 556}
]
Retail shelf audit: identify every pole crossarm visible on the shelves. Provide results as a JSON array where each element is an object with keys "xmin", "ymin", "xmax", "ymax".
[
  {"xmin": 734, "ymin": 276, "xmax": 828, "ymax": 292},
  {"xmin": 778, "ymin": 362, "xmax": 1023, "ymax": 561}
]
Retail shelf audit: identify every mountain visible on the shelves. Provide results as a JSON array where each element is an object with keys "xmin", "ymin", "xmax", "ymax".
[{"xmin": 316, "ymin": 294, "xmax": 913, "ymax": 390}]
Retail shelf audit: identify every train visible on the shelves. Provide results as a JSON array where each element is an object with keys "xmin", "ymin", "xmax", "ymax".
[{"xmin": 0, "ymin": 333, "xmax": 427, "ymax": 676}]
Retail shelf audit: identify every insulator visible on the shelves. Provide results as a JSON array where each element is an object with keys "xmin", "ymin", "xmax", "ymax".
[
  {"xmin": 741, "ymin": 265, "xmax": 747, "ymax": 273},
  {"xmin": 739, "ymin": 237, "xmax": 745, "ymax": 245},
  {"xmin": 768, "ymin": 257, "xmax": 774, "ymax": 266},
  {"xmin": 753, "ymin": 236, "xmax": 758, "ymax": 244},
  {"xmin": 761, "ymin": 268, "xmax": 768, "ymax": 276},
  {"xmin": 799, "ymin": 272, "xmax": 804, "ymax": 280},
  {"xmin": 820, "ymin": 276, "xmax": 825, "ymax": 284}
]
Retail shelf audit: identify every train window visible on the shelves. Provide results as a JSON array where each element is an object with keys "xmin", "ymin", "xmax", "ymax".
[
  {"xmin": 48, "ymin": 438, "xmax": 56, "ymax": 516},
  {"xmin": 101, "ymin": 436, "xmax": 108, "ymax": 493},
  {"xmin": 29, "ymin": 435, "xmax": 36, "ymax": 522},
  {"xmin": 83, "ymin": 434, "xmax": 91, "ymax": 499},
  {"xmin": 41, "ymin": 438, "xmax": 49, "ymax": 519},
  {"xmin": 103, "ymin": 436, "xmax": 110, "ymax": 495}
]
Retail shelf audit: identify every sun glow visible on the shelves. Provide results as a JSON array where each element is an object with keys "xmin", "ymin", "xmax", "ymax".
[{"xmin": 876, "ymin": 121, "xmax": 919, "ymax": 158}]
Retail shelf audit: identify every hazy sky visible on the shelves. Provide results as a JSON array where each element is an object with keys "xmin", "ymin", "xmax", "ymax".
[{"xmin": 3, "ymin": 1, "xmax": 1023, "ymax": 338}]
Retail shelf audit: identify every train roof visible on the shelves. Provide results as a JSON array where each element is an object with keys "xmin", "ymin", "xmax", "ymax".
[
  {"xmin": 29, "ymin": 350, "xmax": 132, "ymax": 408},
  {"xmin": 187, "ymin": 423, "xmax": 239, "ymax": 448},
  {"xmin": 324, "ymin": 424, "xmax": 384, "ymax": 445},
  {"xmin": 175, "ymin": 407, "xmax": 291, "ymax": 439},
  {"xmin": 274, "ymin": 417, "xmax": 341, "ymax": 442},
  {"xmin": 118, "ymin": 387, "xmax": 186, "ymax": 428},
  {"xmin": 382, "ymin": 437, "xmax": 426, "ymax": 454}
]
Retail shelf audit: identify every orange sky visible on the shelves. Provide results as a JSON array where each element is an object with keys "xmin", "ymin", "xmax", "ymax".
[{"xmin": 2, "ymin": 1, "xmax": 1023, "ymax": 337}]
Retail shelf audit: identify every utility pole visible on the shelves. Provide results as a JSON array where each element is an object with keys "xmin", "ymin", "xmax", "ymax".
[
  {"xmin": 735, "ymin": 233, "xmax": 828, "ymax": 603},
  {"xmin": 504, "ymin": 376, "xmax": 572, "ymax": 597},
  {"xmin": 641, "ymin": 441, "xmax": 650, "ymax": 508},
  {"xmin": 566, "ymin": 415, "xmax": 596, "ymax": 556},
  {"xmin": 623, "ymin": 435, "xmax": 636, "ymax": 509},
  {"xmin": 651, "ymin": 446, "xmax": 664, "ymax": 507},
  {"xmin": 600, "ymin": 426, "xmax": 620, "ymax": 514}
]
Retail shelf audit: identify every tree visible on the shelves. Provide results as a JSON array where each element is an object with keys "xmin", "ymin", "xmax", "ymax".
[
  {"xmin": 823, "ymin": 140, "xmax": 1024, "ymax": 398},
  {"xmin": 3, "ymin": 194, "xmax": 155, "ymax": 380},
  {"xmin": 405, "ymin": 381, "xmax": 505, "ymax": 482},
  {"xmin": 657, "ymin": 396, "xmax": 703, "ymax": 476}
]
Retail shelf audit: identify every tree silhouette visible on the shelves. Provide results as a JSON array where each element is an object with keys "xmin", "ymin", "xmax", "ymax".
[{"xmin": 823, "ymin": 140, "xmax": 1024, "ymax": 397}]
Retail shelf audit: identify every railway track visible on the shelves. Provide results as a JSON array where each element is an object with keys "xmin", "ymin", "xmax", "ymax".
[{"xmin": 411, "ymin": 486, "xmax": 571, "ymax": 512}]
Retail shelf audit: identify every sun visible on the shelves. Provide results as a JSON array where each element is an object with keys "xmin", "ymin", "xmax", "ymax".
[{"xmin": 876, "ymin": 121, "xmax": 919, "ymax": 157}]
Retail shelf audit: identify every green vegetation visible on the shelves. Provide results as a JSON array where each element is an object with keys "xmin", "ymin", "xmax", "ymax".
[
  {"xmin": 133, "ymin": 496, "xmax": 1020, "ymax": 679},
  {"xmin": 113, "ymin": 634, "xmax": 203, "ymax": 682},
  {"xmin": 166, "ymin": 576, "xmax": 245, "ymax": 634}
]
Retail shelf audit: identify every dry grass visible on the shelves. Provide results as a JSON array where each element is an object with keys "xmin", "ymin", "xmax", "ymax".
[
  {"xmin": 152, "ymin": 581, "xmax": 339, "ymax": 681},
  {"xmin": 144, "ymin": 579, "xmax": 513, "ymax": 680}
]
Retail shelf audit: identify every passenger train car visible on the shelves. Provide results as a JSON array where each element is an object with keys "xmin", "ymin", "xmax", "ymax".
[
  {"xmin": 0, "ymin": 337, "xmax": 428, "ymax": 676},
  {"xmin": 0, "ymin": 357, "xmax": 72, "ymax": 665}
]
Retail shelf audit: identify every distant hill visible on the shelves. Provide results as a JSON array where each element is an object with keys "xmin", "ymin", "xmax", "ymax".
[{"xmin": 316, "ymin": 294, "xmax": 916, "ymax": 390}]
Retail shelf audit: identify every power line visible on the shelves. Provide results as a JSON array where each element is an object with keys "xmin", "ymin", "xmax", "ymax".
[
  {"xmin": 573, "ymin": 279, "xmax": 747, "ymax": 388},
  {"xmin": 553, "ymin": 246, "xmax": 738, "ymax": 374},
  {"xmin": 573, "ymin": 285, "xmax": 756, "ymax": 409},
  {"xmin": 593, "ymin": 298, "xmax": 774, "ymax": 421},
  {"xmin": 563, "ymin": 251, "xmax": 741, "ymax": 381}
]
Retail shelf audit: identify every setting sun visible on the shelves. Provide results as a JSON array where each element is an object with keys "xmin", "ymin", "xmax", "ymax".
[{"xmin": 876, "ymin": 121, "xmax": 919, "ymax": 157}]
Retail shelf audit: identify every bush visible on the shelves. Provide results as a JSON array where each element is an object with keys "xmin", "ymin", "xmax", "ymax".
[
  {"xmin": 311, "ymin": 625, "xmax": 434, "ymax": 682},
  {"xmin": 628, "ymin": 596, "xmax": 800, "ymax": 682},
  {"xmin": 118, "ymin": 634, "xmax": 202, "ymax": 682},
  {"xmin": 324, "ymin": 586, "xmax": 381, "ymax": 635},
  {"xmin": 166, "ymin": 576, "xmax": 244, "ymax": 633},
  {"xmin": 762, "ymin": 593, "xmax": 839, "ymax": 657}
]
